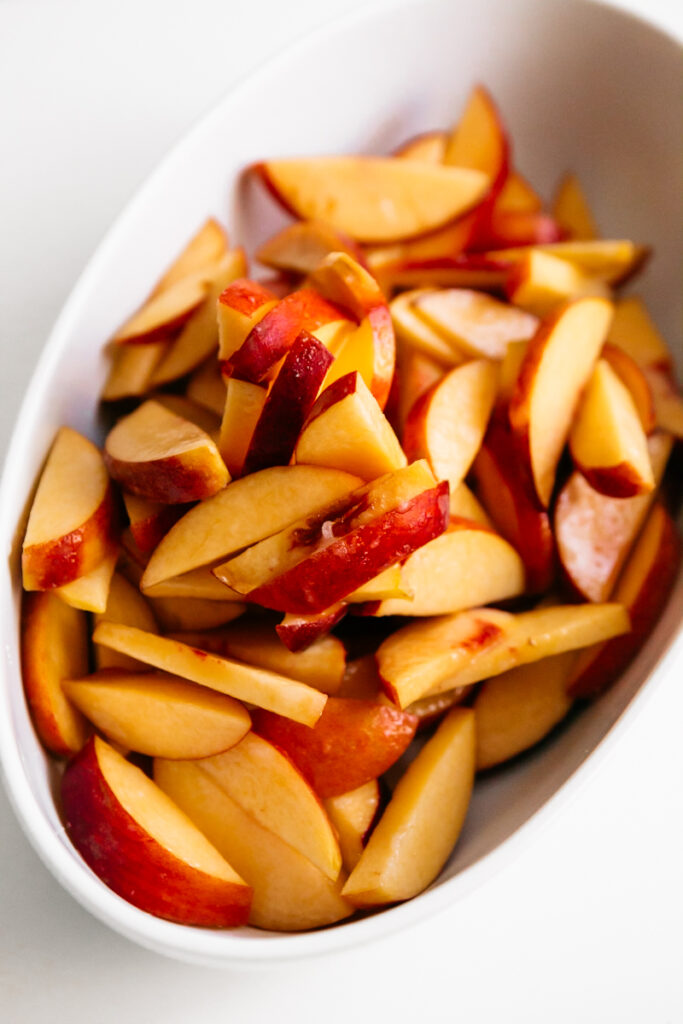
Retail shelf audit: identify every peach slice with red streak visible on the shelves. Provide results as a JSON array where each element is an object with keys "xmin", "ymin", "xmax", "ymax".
[
  {"xmin": 217, "ymin": 278, "xmax": 278, "ymax": 363},
  {"xmin": 601, "ymin": 343, "xmax": 657, "ymax": 435},
  {"xmin": 508, "ymin": 296, "xmax": 613, "ymax": 507},
  {"xmin": 256, "ymin": 221, "xmax": 366, "ymax": 277},
  {"xmin": 276, "ymin": 604, "xmax": 348, "ymax": 653},
  {"xmin": 554, "ymin": 431, "xmax": 672, "ymax": 603},
  {"xmin": 413, "ymin": 287, "xmax": 539, "ymax": 361},
  {"xmin": 225, "ymin": 288, "xmax": 347, "ymax": 383},
  {"xmin": 22, "ymin": 427, "xmax": 117, "ymax": 591},
  {"xmin": 568, "ymin": 503, "xmax": 681, "ymax": 699},
  {"xmin": 294, "ymin": 370, "xmax": 406, "ymax": 481},
  {"xmin": 122, "ymin": 493, "xmax": 187, "ymax": 554},
  {"xmin": 322, "ymin": 306, "xmax": 395, "ymax": 411},
  {"xmin": 569, "ymin": 359, "xmax": 654, "ymax": 498},
  {"xmin": 104, "ymin": 400, "xmax": 229, "ymax": 504},
  {"xmin": 323, "ymin": 780, "xmax": 381, "ymax": 873},
  {"xmin": 214, "ymin": 462, "xmax": 449, "ymax": 614},
  {"xmin": 403, "ymin": 359, "xmax": 498, "ymax": 490},
  {"xmin": 252, "ymin": 697, "xmax": 418, "ymax": 798},
  {"xmin": 241, "ymin": 331, "xmax": 333, "ymax": 475},
  {"xmin": 255, "ymin": 156, "xmax": 489, "ymax": 244},
  {"xmin": 382, "ymin": 252, "xmax": 510, "ymax": 292},
  {"xmin": 472, "ymin": 408, "xmax": 555, "ymax": 593},
  {"xmin": 63, "ymin": 736, "xmax": 252, "ymax": 927},
  {"xmin": 365, "ymin": 217, "xmax": 478, "ymax": 285},
  {"xmin": 471, "ymin": 209, "xmax": 563, "ymax": 251},
  {"xmin": 112, "ymin": 272, "xmax": 211, "ymax": 345},
  {"xmin": 21, "ymin": 591, "xmax": 91, "ymax": 756}
]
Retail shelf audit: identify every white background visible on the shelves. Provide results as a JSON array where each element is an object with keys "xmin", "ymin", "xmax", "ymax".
[{"xmin": 1, "ymin": 0, "xmax": 681, "ymax": 1020}]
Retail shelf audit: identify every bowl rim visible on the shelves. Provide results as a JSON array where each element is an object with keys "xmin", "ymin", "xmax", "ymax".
[{"xmin": 0, "ymin": 0, "xmax": 681, "ymax": 966}]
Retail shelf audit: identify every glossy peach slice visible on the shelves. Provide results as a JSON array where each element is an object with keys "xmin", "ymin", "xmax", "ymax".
[{"xmin": 413, "ymin": 288, "xmax": 538, "ymax": 360}]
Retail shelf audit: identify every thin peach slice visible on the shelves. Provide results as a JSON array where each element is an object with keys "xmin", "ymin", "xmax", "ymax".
[
  {"xmin": 606, "ymin": 296, "xmax": 673, "ymax": 373},
  {"xmin": 219, "ymin": 378, "xmax": 267, "ymax": 477},
  {"xmin": 55, "ymin": 551, "xmax": 117, "ymax": 614},
  {"xmin": 601, "ymin": 343, "xmax": 657, "ymax": 435},
  {"xmin": 149, "ymin": 217, "xmax": 228, "ymax": 298},
  {"xmin": 186, "ymin": 357, "xmax": 227, "ymax": 418},
  {"xmin": 256, "ymin": 156, "xmax": 489, "ymax": 243},
  {"xmin": 413, "ymin": 288, "xmax": 538, "ymax": 360},
  {"xmin": 394, "ymin": 130, "xmax": 448, "ymax": 162},
  {"xmin": 505, "ymin": 249, "xmax": 610, "ymax": 318},
  {"xmin": 323, "ymin": 780, "xmax": 380, "ymax": 873},
  {"xmin": 217, "ymin": 278, "xmax": 279, "ymax": 363},
  {"xmin": 122, "ymin": 493, "xmax": 186, "ymax": 555},
  {"xmin": 63, "ymin": 736, "xmax": 251, "ymax": 926},
  {"xmin": 444, "ymin": 85, "xmax": 509, "ymax": 185},
  {"xmin": 94, "ymin": 572, "xmax": 158, "ymax": 672},
  {"xmin": 552, "ymin": 173, "xmax": 599, "ymax": 241},
  {"xmin": 101, "ymin": 339, "xmax": 169, "ymax": 401},
  {"xmin": 256, "ymin": 221, "xmax": 365, "ymax": 277},
  {"xmin": 390, "ymin": 289, "xmax": 463, "ymax": 365},
  {"xmin": 113, "ymin": 271, "xmax": 210, "ymax": 344}
]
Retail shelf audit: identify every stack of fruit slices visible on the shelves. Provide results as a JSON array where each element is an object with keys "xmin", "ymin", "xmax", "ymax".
[{"xmin": 19, "ymin": 85, "xmax": 683, "ymax": 933}]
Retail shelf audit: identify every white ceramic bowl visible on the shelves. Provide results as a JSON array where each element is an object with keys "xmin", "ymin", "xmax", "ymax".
[{"xmin": 1, "ymin": 0, "xmax": 681, "ymax": 968}]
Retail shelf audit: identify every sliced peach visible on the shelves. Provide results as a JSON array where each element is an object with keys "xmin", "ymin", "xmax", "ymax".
[
  {"xmin": 509, "ymin": 296, "xmax": 614, "ymax": 506},
  {"xmin": 474, "ymin": 652, "xmax": 576, "ymax": 770},
  {"xmin": 393, "ymin": 343, "xmax": 448, "ymax": 437},
  {"xmin": 113, "ymin": 271, "xmax": 210, "ymax": 345},
  {"xmin": 554, "ymin": 432, "xmax": 672, "ymax": 602},
  {"xmin": 495, "ymin": 171, "xmax": 543, "ymax": 214},
  {"xmin": 63, "ymin": 670, "xmax": 251, "ymax": 760},
  {"xmin": 406, "ymin": 687, "xmax": 469, "ymax": 729},
  {"xmin": 55, "ymin": 550, "xmax": 117, "ymax": 614},
  {"xmin": 323, "ymin": 780, "xmax": 380, "ymax": 873},
  {"xmin": 104, "ymin": 400, "xmax": 229, "ymax": 503},
  {"xmin": 448, "ymin": 481, "xmax": 492, "ymax": 528},
  {"xmin": 276, "ymin": 604, "xmax": 348, "ymax": 653},
  {"xmin": 486, "ymin": 239, "xmax": 649, "ymax": 285},
  {"xmin": 149, "ymin": 248, "xmax": 248, "ymax": 385},
  {"xmin": 497, "ymin": 338, "xmax": 529, "ymax": 403},
  {"xmin": 403, "ymin": 359, "xmax": 498, "ymax": 489},
  {"xmin": 552, "ymin": 173, "xmax": 598, "ymax": 241},
  {"xmin": 472, "ymin": 209, "xmax": 562, "ymax": 251},
  {"xmin": 21, "ymin": 591, "xmax": 90, "ymax": 757},
  {"xmin": 505, "ymin": 249, "xmax": 610, "ymax": 317},
  {"xmin": 444, "ymin": 85, "xmax": 509, "ymax": 186},
  {"xmin": 365, "ymin": 521, "xmax": 524, "ymax": 617},
  {"xmin": 92, "ymin": 622, "xmax": 326, "ymax": 726},
  {"xmin": 389, "ymin": 289, "xmax": 463, "ymax": 365},
  {"xmin": 606, "ymin": 296, "xmax": 673, "ymax": 373},
  {"xmin": 218, "ymin": 378, "xmax": 267, "ymax": 477},
  {"xmin": 170, "ymin": 619, "xmax": 345, "ymax": 695},
  {"xmin": 94, "ymin": 572, "xmax": 158, "ymax": 672},
  {"xmin": 63, "ymin": 736, "xmax": 251, "ymax": 926},
  {"xmin": 186, "ymin": 357, "xmax": 227, "ymax": 417},
  {"xmin": 147, "ymin": 596, "xmax": 245, "ymax": 633},
  {"xmin": 322, "ymin": 306, "xmax": 395, "ymax": 410},
  {"xmin": 601, "ymin": 343, "xmax": 657, "ymax": 434},
  {"xmin": 376, "ymin": 603, "xmax": 629, "ymax": 708},
  {"xmin": 413, "ymin": 288, "xmax": 539, "ymax": 360},
  {"xmin": 385, "ymin": 252, "xmax": 510, "ymax": 292},
  {"xmin": 394, "ymin": 130, "xmax": 448, "ymax": 162},
  {"xmin": 141, "ymin": 567, "xmax": 243, "ymax": 602},
  {"xmin": 101, "ymin": 339, "xmax": 169, "ymax": 402},
  {"xmin": 256, "ymin": 156, "xmax": 489, "ymax": 243},
  {"xmin": 149, "ymin": 218, "xmax": 228, "ymax": 298},
  {"xmin": 341, "ymin": 708, "xmax": 475, "ymax": 906},
  {"xmin": 252, "ymin": 697, "xmax": 418, "ymax": 798},
  {"xmin": 141, "ymin": 465, "xmax": 362, "ymax": 589},
  {"xmin": 366, "ymin": 217, "xmax": 477, "ymax": 287},
  {"xmin": 294, "ymin": 370, "xmax": 406, "ymax": 480},
  {"xmin": 568, "ymin": 504, "xmax": 681, "ymax": 698},
  {"xmin": 345, "ymin": 564, "xmax": 407, "ymax": 603},
  {"xmin": 569, "ymin": 359, "xmax": 654, "ymax": 497},
  {"xmin": 256, "ymin": 221, "xmax": 365, "ymax": 277},
  {"xmin": 149, "ymin": 393, "xmax": 222, "ymax": 438},
  {"xmin": 22, "ymin": 427, "xmax": 117, "ymax": 591},
  {"xmin": 217, "ymin": 278, "xmax": 279, "ymax": 363},
  {"xmin": 154, "ymin": 758, "xmax": 351, "ymax": 931},
  {"xmin": 123, "ymin": 493, "xmax": 186, "ymax": 554},
  {"xmin": 193, "ymin": 734, "xmax": 341, "ymax": 879}
]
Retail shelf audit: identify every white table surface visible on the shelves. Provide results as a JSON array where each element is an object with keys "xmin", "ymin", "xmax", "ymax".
[{"xmin": 1, "ymin": 1, "xmax": 681, "ymax": 1020}]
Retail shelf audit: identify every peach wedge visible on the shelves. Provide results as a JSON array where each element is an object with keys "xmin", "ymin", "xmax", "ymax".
[
  {"xmin": 323, "ymin": 780, "xmax": 381, "ymax": 873},
  {"xmin": 413, "ymin": 288, "xmax": 538, "ymax": 361}
]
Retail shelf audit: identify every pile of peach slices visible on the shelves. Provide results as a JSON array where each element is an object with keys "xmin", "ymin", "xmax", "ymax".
[{"xmin": 20, "ymin": 86, "xmax": 682, "ymax": 933}]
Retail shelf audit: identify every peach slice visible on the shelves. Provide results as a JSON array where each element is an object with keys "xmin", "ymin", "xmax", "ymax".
[
  {"xmin": 294, "ymin": 370, "xmax": 406, "ymax": 480},
  {"xmin": 241, "ymin": 332, "xmax": 333, "ymax": 474},
  {"xmin": 601, "ymin": 343, "xmax": 657, "ymax": 435},
  {"xmin": 141, "ymin": 465, "xmax": 362, "ymax": 589},
  {"xmin": 122, "ymin": 493, "xmax": 186, "ymax": 554},
  {"xmin": 569, "ymin": 359, "xmax": 654, "ymax": 497},
  {"xmin": 226, "ymin": 288, "xmax": 346, "ymax": 383},
  {"xmin": 149, "ymin": 217, "xmax": 229, "ymax": 298},
  {"xmin": 403, "ymin": 359, "xmax": 498, "ymax": 490},
  {"xmin": 92, "ymin": 622, "xmax": 327, "ymax": 726},
  {"xmin": 413, "ymin": 288, "xmax": 539, "ymax": 361},
  {"xmin": 480, "ymin": 240, "xmax": 649, "ymax": 286},
  {"xmin": 252, "ymin": 697, "xmax": 418, "ymax": 798},
  {"xmin": 214, "ymin": 462, "xmax": 449, "ymax": 614},
  {"xmin": 471, "ymin": 209, "xmax": 563, "ymax": 251},
  {"xmin": 307, "ymin": 250, "xmax": 384, "ymax": 321},
  {"xmin": 186, "ymin": 357, "xmax": 227, "ymax": 418},
  {"xmin": 472, "ymin": 409, "xmax": 555, "ymax": 592},
  {"xmin": 345, "ymin": 564, "xmax": 407, "ymax": 603},
  {"xmin": 323, "ymin": 780, "xmax": 380, "ymax": 873},
  {"xmin": 101, "ymin": 339, "xmax": 169, "ymax": 402},
  {"xmin": 393, "ymin": 344, "xmax": 448, "ymax": 437},
  {"xmin": 146, "ymin": 596, "xmax": 245, "ymax": 634},
  {"xmin": 444, "ymin": 85, "xmax": 509, "ymax": 185},
  {"xmin": 364, "ymin": 521, "xmax": 525, "ymax": 617},
  {"xmin": 256, "ymin": 156, "xmax": 489, "ymax": 243},
  {"xmin": 394, "ymin": 130, "xmax": 448, "ymax": 162},
  {"xmin": 141, "ymin": 567, "xmax": 243, "ymax": 602},
  {"xmin": 495, "ymin": 171, "xmax": 543, "ymax": 214},
  {"xmin": 63, "ymin": 736, "xmax": 251, "ymax": 926},
  {"xmin": 552, "ymin": 173, "xmax": 598, "ymax": 241},
  {"xmin": 22, "ymin": 427, "xmax": 117, "ymax": 591},
  {"xmin": 568, "ymin": 504, "xmax": 681, "ymax": 699},
  {"xmin": 383, "ymin": 252, "xmax": 510, "ymax": 292},
  {"xmin": 376, "ymin": 603, "xmax": 629, "ymax": 708},
  {"xmin": 276, "ymin": 604, "xmax": 348, "ymax": 653},
  {"xmin": 256, "ymin": 221, "xmax": 365, "ymax": 277},
  {"xmin": 505, "ymin": 249, "xmax": 610, "ymax": 318},
  {"xmin": 149, "ymin": 248, "xmax": 248, "ymax": 386},
  {"xmin": 474, "ymin": 651, "xmax": 576, "ymax": 770},
  {"xmin": 21, "ymin": 591, "xmax": 90, "ymax": 757},
  {"xmin": 322, "ymin": 306, "xmax": 395, "ymax": 410},
  {"xmin": 104, "ymin": 400, "xmax": 229, "ymax": 503},
  {"xmin": 606, "ymin": 296, "xmax": 673, "ymax": 373},
  {"xmin": 150, "ymin": 393, "xmax": 222, "ymax": 438},
  {"xmin": 405, "ymin": 688, "xmax": 469, "ymax": 730},
  {"xmin": 192, "ymin": 734, "xmax": 341, "ymax": 879},
  {"xmin": 170, "ymin": 619, "xmax": 346, "ymax": 695},
  {"xmin": 94, "ymin": 572, "xmax": 158, "ymax": 671},
  {"xmin": 218, "ymin": 378, "xmax": 267, "ymax": 477},
  {"xmin": 365, "ymin": 217, "xmax": 477, "ymax": 286},
  {"xmin": 113, "ymin": 271, "xmax": 210, "ymax": 345},
  {"xmin": 390, "ymin": 289, "xmax": 463, "ymax": 365},
  {"xmin": 341, "ymin": 707, "xmax": 475, "ymax": 906},
  {"xmin": 63, "ymin": 670, "xmax": 251, "ymax": 760},
  {"xmin": 554, "ymin": 432, "xmax": 672, "ymax": 602},
  {"xmin": 497, "ymin": 338, "xmax": 529, "ymax": 403},
  {"xmin": 448, "ymin": 481, "xmax": 492, "ymax": 528},
  {"xmin": 509, "ymin": 296, "xmax": 613, "ymax": 507},
  {"xmin": 55, "ymin": 550, "xmax": 117, "ymax": 614},
  {"xmin": 153, "ymin": 758, "xmax": 351, "ymax": 931},
  {"xmin": 217, "ymin": 278, "xmax": 279, "ymax": 363}
]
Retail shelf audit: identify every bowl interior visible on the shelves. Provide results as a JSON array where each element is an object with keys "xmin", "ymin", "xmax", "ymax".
[{"xmin": 1, "ymin": 0, "xmax": 681, "ymax": 964}]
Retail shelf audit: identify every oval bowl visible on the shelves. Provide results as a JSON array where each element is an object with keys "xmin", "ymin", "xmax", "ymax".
[{"xmin": 1, "ymin": 0, "xmax": 681, "ymax": 968}]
